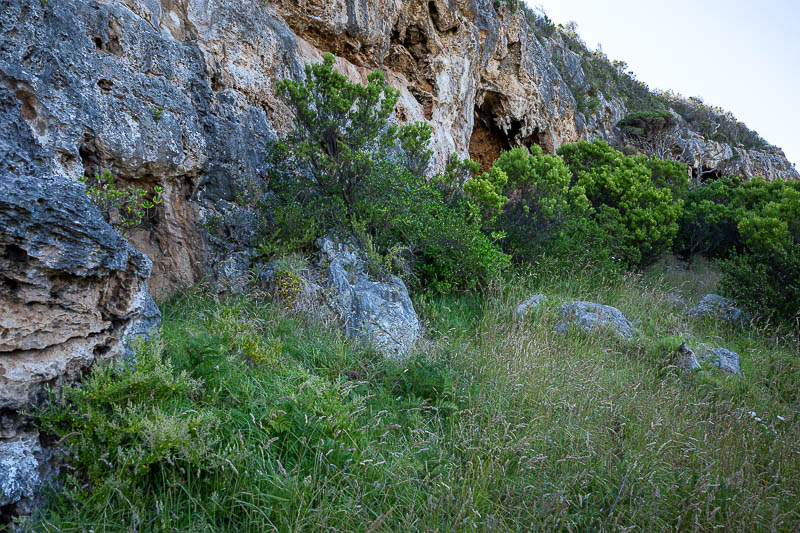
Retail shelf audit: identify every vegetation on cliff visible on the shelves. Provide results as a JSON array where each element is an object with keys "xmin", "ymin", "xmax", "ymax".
[
  {"xmin": 525, "ymin": 6, "xmax": 768, "ymax": 151},
  {"xmin": 16, "ymin": 54, "xmax": 800, "ymax": 532}
]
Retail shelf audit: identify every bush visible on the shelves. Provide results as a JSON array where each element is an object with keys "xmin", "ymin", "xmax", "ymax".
[
  {"xmin": 673, "ymin": 177, "xmax": 747, "ymax": 264},
  {"xmin": 676, "ymin": 177, "xmax": 800, "ymax": 323},
  {"xmin": 488, "ymin": 145, "xmax": 592, "ymax": 262},
  {"xmin": 79, "ymin": 169, "xmax": 163, "ymax": 234},
  {"xmin": 557, "ymin": 140, "xmax": 687, "ymax": 267},
  {"xmin": 720, "ymin": 181, "xmax": 800, "ymax": 323},
  {"xmin": 265, "ymin": 54, "xmax": 507, "ymax": 293}
]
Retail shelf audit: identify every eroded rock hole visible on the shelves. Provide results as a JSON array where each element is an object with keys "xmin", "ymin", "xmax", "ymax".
[
  {"xmin": 94, "ymin": 19, "xmax": 123, "ymax": 58},
  {"xmin": 97, "ymin": 79, "xmax": 113, "ymax": 93},
  {"xmin": 469, "ymin": 94, "xmax": 511, "ymax": 173},
  {"xmin": 15, "ymin": 89, "xmax": 46, "ymax": 137},
  {"xmin": 3, "ymin": 244, "xmax": 29, "ymax": 264}
]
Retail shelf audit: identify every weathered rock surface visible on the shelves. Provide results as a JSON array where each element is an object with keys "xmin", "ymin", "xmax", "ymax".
[
  {"xmin": 554, "ymin": 301, "xmax": 636, "ymax": 341},
  {"xmin": 0, "ymin": 435, "xmax": 44, "ymax": 518},
  {"xmin": 2, "ymin": 0, "xmax": 795, "ymax": 297},
  {"xmin": 689, "ymin": 294, "xmax": 747, "ymax": 324},
  {"xmin": 674, "ymin": 341, "xmax": 702, "ymax": 373},
  {"xmin": 319, "ymin": 238, "xmax": 421, "ymax": 358},
  {"xmin": 516, "ymin": 294, "xmax": 547, "ymax": 317},
  {"xmin": 0, "ymin": 174, "xmax": 159, "ymax": 517},
  {"xmin": 698, "ymin": 347, "xmax": 741, "ymax": 376}
]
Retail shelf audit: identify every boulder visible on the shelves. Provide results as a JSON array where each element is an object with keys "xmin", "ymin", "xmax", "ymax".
[
  {"xmin": 689, "ymin": 294, "xmax": 747, "ymax": 324},
  {"xmin": 554, "ymin": 301, "xmax": 636, "ymax": 341},
  {"xmin": 698, "ymin": 348, "xmax": 741, "ymax": 376},
  {"xmin": 319, "ymin": 238, "xmax": 421, "ymax": 358},
  {"xmin": 515, "ymin": 294, "xmax": 547, "ymax": 317},
  {"xmin": 0, "ymin": 174, "xmax": 159, "ymax": 516}
]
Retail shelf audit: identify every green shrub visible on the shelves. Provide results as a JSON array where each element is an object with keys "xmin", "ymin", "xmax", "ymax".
[
  {"xmin": 719, "ymin": 181, "xmax": 800, "ymax": 323},
  {"xmin": 265, "ymin": 54, "xmax": 508, "ymax": 293},
  {"xmin": 673, "ymin": 177, "xmax": 747, "ymax": 263},
  {"xmin": 557, "ymin": 140, "xmax": 687, "ymax": 267},
  {"xmin": 79, "ymin": 169, "xmax": 164, "ymax": 234},
  {"xmin": 676, "ymin": 176, "xmax": 800, "ymax": 323},
  {"xmin": 488, "ymin": 145, "xmax": 592, "ymax": 262}
]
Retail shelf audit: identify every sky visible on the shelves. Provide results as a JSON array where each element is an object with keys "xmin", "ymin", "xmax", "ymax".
[{"xmin": 528, "ymin": 0, "xmax": 800, "ymax": 167}]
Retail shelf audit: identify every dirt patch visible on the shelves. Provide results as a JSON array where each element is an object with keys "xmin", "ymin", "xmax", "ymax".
[{"xmin": 469, "ymin": 118, "xmax": 508, "ymax": 174}]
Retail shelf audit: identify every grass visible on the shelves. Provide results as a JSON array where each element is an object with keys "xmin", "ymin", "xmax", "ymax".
[{"xmin": 17, "ymin": 259, "xmax": 800, "ymax": 532}]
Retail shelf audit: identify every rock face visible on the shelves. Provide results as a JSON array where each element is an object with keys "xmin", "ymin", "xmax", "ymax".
[
  {"xmin": 689, "ymin": 294, "xmax": 747, "ymax": 324},
  {"xmin": 319, "ymin": 238, "xmax": 421, "ymax": 358},
  {"xmin": 554, "ymin": 301, "xmax": 636, "ymax": 341},
  {"xmin": 0, "ymin": 175, "xmax": 159, "ymax": 517},
  {"xmin": 1, "ymin": 0, "xmax": 795, "ymax": 297}
]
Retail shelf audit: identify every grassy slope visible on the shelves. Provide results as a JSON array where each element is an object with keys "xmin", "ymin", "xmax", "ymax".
[{"xmin": 23, "ymin": 259, "xmax": 800, "ymax": 532}]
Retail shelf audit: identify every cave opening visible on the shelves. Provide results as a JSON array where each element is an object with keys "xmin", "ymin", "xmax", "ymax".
[
  {"xmin": 693, "ymin": 166, "xmax": 721, "ymax": 183},
  {"xmin": 469, "ymin": 92, "xmax": 552, "ymax": 173},
  {"xmin": 469, "ymin": 94, "xmax": 511, "ymax": 174}
]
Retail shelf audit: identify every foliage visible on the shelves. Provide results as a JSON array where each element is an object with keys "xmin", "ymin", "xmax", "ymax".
[
  {"xmin": 721, "ymin": 181, "xmax": 800, "ymax": 323},
  {"xmin": 673, "ymin": 177, "xmax": 749, "ymax": 263},
  {"xmin": 386, "ymin": 170, "xmax": 511, "ymax": 293},
  {"xmin": 617, "ymin": 109, "xmax": 679, "ymax": 159},
  {"xmin": 488, "ymin": 145, "xmax": 592, "ymax": 262},
  {"xmin": 265, "ymin": 53, "xmax": 401, "ymax": 224},
  {"xmin": 265, "ymin": 54, "xmax": 508, "ymax": 293},
  {"xmin": 79, "ymin": 169, "xmax": 163, "ymax": 234},
  {"xmin": 557, "ymin": 140, "xmax": 687, "ymax": 267},
  {"xmin": 27, "ymin": 263, "xmax": 800, "ymax": 531},
  {"xmin": 675, "ymin": 177, "xmax": 800, "ymax": 323},
  {"xmin": 493, "ymin": 0, "xmax": 521, "ymax": 11},
  {"xmin": 151, "ymin": 105, "xmax": 165, "ymax": 122}
]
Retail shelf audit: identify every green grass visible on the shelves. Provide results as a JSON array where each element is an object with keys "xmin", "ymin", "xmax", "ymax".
[{"xmin": 19, "ymin": 260, "xmax": 800, "ymax": 532}]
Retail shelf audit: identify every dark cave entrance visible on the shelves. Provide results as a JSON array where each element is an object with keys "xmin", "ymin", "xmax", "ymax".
[
  {"xmin": 693, "ymin": 166, "xmax": 721, "ymax": 183},
  {"xmin": 469, "ymin": 92, "xmax": 551, "ymax": 173}
]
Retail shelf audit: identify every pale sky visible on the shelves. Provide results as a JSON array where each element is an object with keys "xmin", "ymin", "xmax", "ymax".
[{"xmin": 528, "ymin": 0, "xmax": 800, "ymax": 168}]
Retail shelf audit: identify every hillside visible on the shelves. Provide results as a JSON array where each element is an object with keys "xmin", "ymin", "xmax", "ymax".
[{"xmin": 1, "ymin": 0, "xmax": 799, "ymax": 530}]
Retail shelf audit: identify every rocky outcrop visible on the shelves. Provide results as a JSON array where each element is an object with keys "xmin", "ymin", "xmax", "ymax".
[
  {"xmin": 0, "ymin": 174, "xmax": 159, "ymax": 517},
  {"xmin": 675, "ymin": 341, "xmax": 702, "ymax": 373},
  {"xmin": 698, "ymin": 347, "xmax": 741, "ymax": 376},
  {"xmin": 689, "ymin": 294, "xmax": 748, "ymax": 324},
  {"xmin": 0, "ymin": 435, "xmax": 45, "ymax": 519},
  {"xmin": 319, "ymin": 238, "xmax": 421, "ymax": 358},
  {"xmin": 554, "ymin": 301, "xmax": 636, "ymax": 341},
  {"xmin": 675, "ymin": 132, "xmax": 799, "ymax": 183},
  {"xmin": 1, "ymin": 0, "xmax": 794, "ymax": 297}
]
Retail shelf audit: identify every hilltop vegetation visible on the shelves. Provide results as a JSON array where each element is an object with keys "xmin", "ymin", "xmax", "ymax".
[{"xmin": 519, "ymin": 5, "xmax": 768, "ymax": 151}]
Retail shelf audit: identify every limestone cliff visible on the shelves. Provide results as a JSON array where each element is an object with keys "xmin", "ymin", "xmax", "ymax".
[{"xmin": 1, "ymin": 0, "xmax": 796, "ymax": 298}]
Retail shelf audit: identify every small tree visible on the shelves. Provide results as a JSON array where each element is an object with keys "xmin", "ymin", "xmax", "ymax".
[
  {"xmin": 264, "ymin": 54, "xmax": 509, "ymax": 292},
  {"xmin": 617, "ymin": 109, "xmax": 679, "ymax": 160},
  {"xmin": 267, "ymin": 53, "xmax": 415, "ymax": 222}
]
